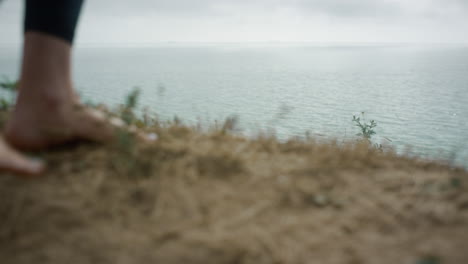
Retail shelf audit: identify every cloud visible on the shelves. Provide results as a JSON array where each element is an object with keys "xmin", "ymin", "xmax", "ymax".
[
  {"xmin": 86, "ymin": 0, "xmax": 402, "ymax": 18},
  {"xmin": 1, "ymin": 0, "xmax": 467, "ymax": 44},
  {"xmin": 283, "ymin": 0, "xmax": 402, "ymax": 18}
]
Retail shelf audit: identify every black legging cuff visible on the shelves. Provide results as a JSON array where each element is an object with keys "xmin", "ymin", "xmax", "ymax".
[{"xmin": 24, "ymin": 0, "xmax": 84, "ymax": 44}]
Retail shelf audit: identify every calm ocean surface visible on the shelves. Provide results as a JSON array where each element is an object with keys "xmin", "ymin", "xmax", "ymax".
[{"xmin": 1, "ymin": 44, "xmax": 467, "ymax": 166}]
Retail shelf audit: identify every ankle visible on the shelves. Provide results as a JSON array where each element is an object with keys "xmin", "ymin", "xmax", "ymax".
[
  {"xmin": 16, "ymin": 32, "xmax": 74, "ymax": 111},
  {"xmin": 17, "ymin": 83, "xmax": 72, "ymax": 110}
]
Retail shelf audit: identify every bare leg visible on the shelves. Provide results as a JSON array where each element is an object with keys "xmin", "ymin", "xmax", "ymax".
[
  {"xmin": 0, "ymin": 1, "xmax": 150, "ymax": 175},
  {"xmin": 5, "ymin": 32, "xmax": 120, "ymax": 150}
]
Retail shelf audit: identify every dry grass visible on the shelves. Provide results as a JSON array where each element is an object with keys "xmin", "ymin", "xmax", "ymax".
[{"xmin": 0, "ymin": 111, "xmax": 467, "ymax": 264}]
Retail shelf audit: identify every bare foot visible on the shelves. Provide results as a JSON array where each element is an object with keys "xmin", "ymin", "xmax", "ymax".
[
  {"xmin": 0, "ymin": 136, "xmax": 44, "ymax": 175},
  {"xmin": 5, "ymin": 96, "xmax": 124, "ymax": 150},
  {"xmin": 4, "ymin": 32, "xmax": 142, "ymax": 151}
]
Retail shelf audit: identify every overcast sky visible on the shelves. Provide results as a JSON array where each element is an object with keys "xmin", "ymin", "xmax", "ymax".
[{"xmin": 1, "ymin": 0, "xmax": 467, "ymax": 45}]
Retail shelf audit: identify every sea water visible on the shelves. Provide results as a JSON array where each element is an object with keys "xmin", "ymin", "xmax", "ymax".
[{"xmin": 1, "ymin": 44, "xmax": 467, "ymax": 166}]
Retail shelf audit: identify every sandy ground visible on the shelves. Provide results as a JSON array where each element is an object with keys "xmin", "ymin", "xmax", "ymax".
[{"xmin": 0, "ymin": 117, "xmax": 467, "ymax": 264}]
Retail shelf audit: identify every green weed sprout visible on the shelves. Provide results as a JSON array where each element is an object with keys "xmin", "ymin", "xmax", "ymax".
[
  {"xmin": 0, "ymin": 77, "xmax": 18, "ymax": 91},
  {"xmin": 121, "ymin": 87, "xmax": 141, "ymax": 125},
  {"xmin": 352, "ymin": 112, "xmax": 377, "ymax": 140},
  {"xmin": 0, "ymin": 76, "xmax": 18, "ymax": 110},
  {"xmin": 125, "ymin": 87, "xmax": 141, "ymax": 109}
]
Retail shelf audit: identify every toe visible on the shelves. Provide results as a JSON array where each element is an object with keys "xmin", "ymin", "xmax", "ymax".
[
  {"xmin": 72, "ymin": 105, "xmax": 157, "ymax": 144},
  {"xmin": 72, "ymin": 107, "xmax": 117, "ymax": 143},
  {"xmin": 0, "ymin": 138, "xmax": 45, "ymax": 176}
]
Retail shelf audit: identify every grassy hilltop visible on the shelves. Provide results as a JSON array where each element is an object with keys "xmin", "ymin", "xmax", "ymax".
[{"xmin": 0, "ymin": 85, "xmax": 467, "ymax": 264}]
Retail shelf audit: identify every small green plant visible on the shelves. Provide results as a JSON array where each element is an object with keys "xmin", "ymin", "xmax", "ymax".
[
  {"xmin": 0, "ymin": 98, "xmax": 10, "ymax": 111},
  {"xmin": 110, "ymin": 88, "xmax": 143, "ymax": 176},
  {"xmin": 352, "ymin": 112, "xmax": 385, "ymax": 150},
  {"xmin": 121, "ymin": 87, "xmax": 141, "ymax": 125},
  {"xmin": 0, "ymin": 76, "xmax": 18, "ymax": 110},
  {"xmin": 352, "ymin": 112, "xmax": 377, "ymax": 140},
  {"xmin": 125, "ymin": 87, "xmax": 141, "ymax": 109},
  {"xmin": 221, "ymin": 115, "xmax": 239, "ymax": 134},
  {"xmin": 0, "ymin": 77, "xmax": 18, "ymax": 91}
]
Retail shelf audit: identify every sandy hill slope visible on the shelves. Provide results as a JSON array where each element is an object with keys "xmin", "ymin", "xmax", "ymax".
[{"xmin": 0, "ymin": 113, "xmax": 467, "ymax": 264}]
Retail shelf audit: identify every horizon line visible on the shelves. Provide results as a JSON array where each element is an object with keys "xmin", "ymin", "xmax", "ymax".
[{"xmin": 1, "ymin": 41, "xmax": 468, "ymax": 48}]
